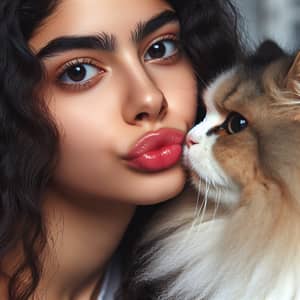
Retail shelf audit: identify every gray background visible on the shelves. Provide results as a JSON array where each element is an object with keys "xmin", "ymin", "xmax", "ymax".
[{"xmin": 235, "ymin": 0, "xmax": 300, "ymax": 52}]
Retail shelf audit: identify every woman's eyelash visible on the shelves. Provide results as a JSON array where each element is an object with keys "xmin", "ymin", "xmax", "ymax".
[
  {"xmin": 55, "ymin": 58, "xmax": 105, "ymax": 91},
  {"xmin": 151, "ymin": 34, "xmax": 179, "ymax": 45},
  {"xmin": 144, "ymin": 34, "xmax": 181, "ymax": 62},
  {"xmin": 57, "ymin": 58, "xmax": 98, "ymax": 79}
]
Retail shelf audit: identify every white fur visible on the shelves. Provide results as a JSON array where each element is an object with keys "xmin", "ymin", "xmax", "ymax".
[{"xmin": 184, "ymin": 68, "xmax": 240, "ymax": 206}]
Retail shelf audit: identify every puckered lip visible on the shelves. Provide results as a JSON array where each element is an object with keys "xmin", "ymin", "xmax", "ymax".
[{"xmin": 126, "ymin": 128, "xmax": 185, "ymax": 160}]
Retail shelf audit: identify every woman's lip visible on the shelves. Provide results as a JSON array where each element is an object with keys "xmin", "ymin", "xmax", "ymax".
[
  {"xmin": 127, "ymin": 128, "xmax": 185, "ymax": 159},
  {"xmin": 126, "ymin": 128, "xmax": 185, "ymax": 172},
  {"xmin": 127, "ymin": 144, "xmax": 183, "ymax": 172}
]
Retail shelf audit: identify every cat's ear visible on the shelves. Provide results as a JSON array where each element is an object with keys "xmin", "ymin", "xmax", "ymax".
[
  {"xmin": 247, "ymin": 40, "xmax": 285, "ymax": 66},
  {"xmin": 255, "ymin": 40, "xmax": 285, "ymax": 63},
  {"xmin": 285, "ymin": 51, "xmax": 300, "ymax": 94}
]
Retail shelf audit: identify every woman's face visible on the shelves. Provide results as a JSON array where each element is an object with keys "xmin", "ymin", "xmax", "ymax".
[{"xmin": 30, "ymin": 0, "xmax": 197, "ymax": 205}]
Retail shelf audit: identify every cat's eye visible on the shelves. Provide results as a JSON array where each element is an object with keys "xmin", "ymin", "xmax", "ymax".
[{"xmin": 224, "ymin": 112, "xmax": 248, "ymax": 134}]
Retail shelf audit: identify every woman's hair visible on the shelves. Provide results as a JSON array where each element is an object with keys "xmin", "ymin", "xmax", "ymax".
[
  {"xmin": 0, "ymin": 1, "xmax": 59, "ymax": 299},
  {"xmin": 0, "ymin": 0, "xmax": 242, "ymax": 299},
  {"xmin": 168, "ymin": 0, "xmax": 243, "ymax": 121}
]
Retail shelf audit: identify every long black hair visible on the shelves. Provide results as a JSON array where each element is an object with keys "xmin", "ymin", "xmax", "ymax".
[
  {"xmin": 0, "ymin": 1, "xmax": 59, "ymax": 299},
  {"xmin": 169, "ymin": 0, "xmax": 243, "ymax": 121},
  {"xmin": 0, "ymin": 0, "xmax": 242, "ymax": 299}
]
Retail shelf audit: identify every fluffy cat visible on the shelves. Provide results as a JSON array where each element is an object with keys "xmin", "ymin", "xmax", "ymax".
[{"xmin": 122, "ymin": 41, "xmax": 300, "ymax": 300}]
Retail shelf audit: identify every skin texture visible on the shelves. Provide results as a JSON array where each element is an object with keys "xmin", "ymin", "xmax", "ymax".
[{"xmin": 21, "ymin": 0, "xmax": 198, "ymax": 299}]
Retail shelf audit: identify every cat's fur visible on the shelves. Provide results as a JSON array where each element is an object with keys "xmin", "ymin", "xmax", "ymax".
[{"xmin": 123, "ymin": 41, "xmax": 300, "ymax": 300}]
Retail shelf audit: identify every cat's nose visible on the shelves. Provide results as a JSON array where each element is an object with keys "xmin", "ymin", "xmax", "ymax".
[{"xmin": 186, "ymin": 134, "xmax": 198, "ymax": 148}]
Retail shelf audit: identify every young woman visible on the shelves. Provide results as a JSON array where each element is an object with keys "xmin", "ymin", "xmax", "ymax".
[{"xmin": 0, "ymin": 0, "xmax": 241, "ymax": 299}]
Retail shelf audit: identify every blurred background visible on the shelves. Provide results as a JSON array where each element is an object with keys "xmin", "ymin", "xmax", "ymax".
[{"xmin": 234, "ymin": 0, "xmax": 300, "ymax": 52}]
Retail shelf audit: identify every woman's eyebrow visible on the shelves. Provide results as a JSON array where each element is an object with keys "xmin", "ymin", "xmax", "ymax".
[
  {"xmin": 36, "ymin": 9, "xmax": 178, "ymax": 59},
  {"xmin": 131, "ymin": 10, "xmax": 178, "ymax": 43},
  {"xmin": 37, "ymin": 33, "xmax": 116, "ymax": 59}
]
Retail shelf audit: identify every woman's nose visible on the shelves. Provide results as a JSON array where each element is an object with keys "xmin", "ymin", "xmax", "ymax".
[{"xmin": 122, "ymin": 65, "xmax": 168, "ymax": 125}]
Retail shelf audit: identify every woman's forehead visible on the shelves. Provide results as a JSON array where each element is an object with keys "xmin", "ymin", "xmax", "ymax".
[{"xmin": 30, "ymin": 0, "xmax": 173, "ymax": 52}]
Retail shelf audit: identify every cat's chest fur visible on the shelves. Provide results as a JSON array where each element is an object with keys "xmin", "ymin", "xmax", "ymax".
[{"xmin": 132, "ymin": 187, "xmax": 300, "ymax": 300}]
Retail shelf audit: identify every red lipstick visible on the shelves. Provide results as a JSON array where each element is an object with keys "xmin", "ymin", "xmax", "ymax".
[{"xmin": 126, "ymin": 128, "xmax": 185, "ymax": 172}]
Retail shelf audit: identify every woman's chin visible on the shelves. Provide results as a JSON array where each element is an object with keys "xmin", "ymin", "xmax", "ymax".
[{"xmin": 131, "ymin": 165, "xmax": 187, "ymax": 205}]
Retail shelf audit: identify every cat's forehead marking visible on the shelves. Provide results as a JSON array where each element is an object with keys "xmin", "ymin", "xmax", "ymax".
[{"xmin": 203, "ymin": 68, "xmax": 237, "ymax": 112}]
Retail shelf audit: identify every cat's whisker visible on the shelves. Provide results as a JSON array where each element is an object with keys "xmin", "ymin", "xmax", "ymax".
[
  {"xmin": 174, "ymin": 179, "xmax": 205, "ymax": 258},
  {"xmin": 179, "ymin": 178, "xmax": 203, "ymax": 252},
  {"xmin": 295, "ymin": 81, "xmax": 300, "ymax": 95},
  {"xmin": 212, "ymin": 186, "xmax": 221, "ymax": 221},
  {"xmin": 193, "ymin": 181, "xmax": 205, "ymax": 230},
  {"xmin": 187, "ymin": 183, "xmax": 202, "ymax": 232},
  {"xmin": 193, "ymin": 179, "xmax": 202, "ymax": 219},
  {"xmin": 198, "ymin": 178, "xmax": 206, "ymax": 216},
  {"xmin": 200, "ymin": 191, "xmax": 208, "ymax": 225},
  {"xmin": 271, "ymin": 100, "xmax": 300, "ymax": 106},
  {"xmin": 204, "ymin": 184, "xmax": 221, "ymax": 234},
  {"xmin": 195, "ymin": 177, "xmax": 210, "ymax": 231},
  {"xmin": 187, "ymin": 177, "xmax": 205, "ymax": 236}
]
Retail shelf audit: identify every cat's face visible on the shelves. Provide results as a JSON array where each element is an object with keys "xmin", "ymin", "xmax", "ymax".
[{"xmin": 184, "ymin": 47, "xmax": 300, "ymax": 207}]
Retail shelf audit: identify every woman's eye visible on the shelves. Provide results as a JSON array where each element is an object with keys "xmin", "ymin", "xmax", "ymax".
[
  {"xmin": 226, "ymin": 112, "xmax": 248, "ymax": 134},
  {"xmin": 144, "ymin": 39, "xmax": 179, "ymax": 62},
  {"xmin": 58, "ymin": 63, "xmax": 102, "ymax": 85}
]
